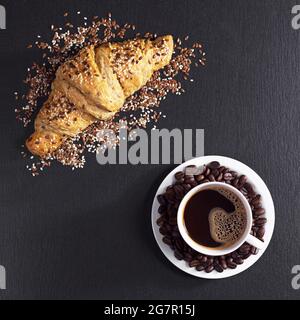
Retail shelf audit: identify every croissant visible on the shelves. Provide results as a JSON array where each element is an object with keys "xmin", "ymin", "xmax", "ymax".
[{"xmin": 26, "ymin": 35, "xmax": 174, "ymax": 157}]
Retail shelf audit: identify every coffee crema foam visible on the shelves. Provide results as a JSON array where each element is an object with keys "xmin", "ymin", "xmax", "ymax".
[{"xmin": 208, "ymin": 188, "xmax": 247, "ymax": 246}]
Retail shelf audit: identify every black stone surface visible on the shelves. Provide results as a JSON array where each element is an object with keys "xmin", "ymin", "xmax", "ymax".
[{"xmin": 0, "ymin": 0, "xmax": 299, "ymax": 299}]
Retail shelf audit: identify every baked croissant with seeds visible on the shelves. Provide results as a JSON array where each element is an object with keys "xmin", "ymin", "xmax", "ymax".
[{"xmin": 26, "ymin": 35, "xmax": 174, "ymax": 157}]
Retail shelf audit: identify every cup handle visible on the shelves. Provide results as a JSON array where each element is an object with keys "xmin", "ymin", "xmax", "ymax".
[{"xmin": 245, "ymin": 234, "xmax": 265, "ymax": 250}]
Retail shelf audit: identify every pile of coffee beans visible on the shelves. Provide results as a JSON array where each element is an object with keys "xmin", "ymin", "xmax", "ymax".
[{"xmin": 156, "ymin": 161, "xmax": 267, "ymax": 273}]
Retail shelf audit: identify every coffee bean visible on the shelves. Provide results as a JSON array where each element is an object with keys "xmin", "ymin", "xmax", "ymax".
[
  {"xmin": 214, "ymin": 262, "xmax": 224, "ymax": 273},
  {"xmin": 244, "ymin": 182, "xmax": 254, "ymax": 193},
  {"xmin": 204, "ymin": 167, "xmax": 211, "ymax": 176},
  {"xmin": 196, "ymin": 265, "xmax": 205, "ymax": 271},
  {"xmin": 223, "ymin": 173, "xmax": 233, "ymax": 180},
  {"xmin": 232, "ymin": 178, "xmax": 239, "ymax": 187},
  {"xmin": 251, "ymin": 195, "xmax": 262, "ymax": 205},
  {"xmin": 218, "ymin": 166, "xmax": 226, "ymax": 173},
  {"xmin": 254, "ymin": 208, "xmax": 265, "ymax": 216},
  {"xmin": 189, "ymin": 260, "xmax": 201, "ymax": 268},
  {"xmin": 184, "ymin": 253, "xmax": 193, "ymax": 262},
  {"xmin": 257, "ymin": 227, "xmax": 265, "ymax": 239},
  {"xmin": 159, "ymin": 226, "xmax": 168, "ymax": 236},
  {"xmin": 231, "ymin": 252, "xmax": 239, "ymax": 259},
  {"xmin": 156, "ymin": 216, "xmax": 166, "ymax": 227},
  {"xmin": 205, "ymin": 265, "xmax": 214, "ymax": 273},
  {"xmin": 219, "ymin": 258, "xmax": 228, "ymax": 270},
  {"xmin": 242, "ymin": 253, "xmax": 252, "ymax": 260},
  {"xmin": 226, "ymin": 257, "xmax": 234, "ymax": 264},
  {"xmin": 240, "ymin": 187, "xmax": 248, "ymax": 196},
  {"xmin": 163, "ymin": 236, "xmax": 172, "ymax": 246},
  {"xmin": 190, "ymin": 181, "xmax": 198, "ymax": 188},
  {"xmin": 211, "ymin": 169, "xmax": 220, "ymax": 177},
  {"xmin": 208, "ymin": 174, "xmax": 216, "ymax": 182},
  {"xmin": 182, "ymin": 184, "xmax": 192, "ymax": 192},
  {"xmin": 195, "ymin": 174, "xmax": 205, "ymax": 182},
  {"xmin": 233, "ymin": 257, "xmax": 244, "ymax": 265},
  {"xmin": 200, "ymin": 256, "xmax": 208, "ymax": 263},
  {"xmin": 230, "ymin": 171, "xmax": 238, "ymax": 177},
  {"xmin": 175, "ymin": 171, "xmax": 185, "ymax": 180},
  {"xmin": 174, "ymin": 251, "xmax": 183, "ymax": 260},
  {"xmin": 250, "ymin": 247, "xmax": 259, "ymax": 255},
  {"xmin": 206, "ymin": 257, "xmax": 214, "ymax": 266},
  {"xmin": 238, "ymin": 244, "xmax": 250, "ymax": 255},
  {"xmin": 255, "ymin": 218, "xmax": 267, "ymax": 227},
  {"xmin": 207, "ymin": 161, "xmax": 220, "ymax": 169},
  {"xmin": 158, "ymin": 205, "xmax": 166, "ymax": 214},
  {"xmin": 169, "ymin": 218, "xmax": 178, "ymax": 226},
  {"xmin": 175, "ymin": 178, "xmax": 185, "ymax": 185},
  {"xmin": 157, "ymin": 194, "xmax": 166, "ymax": 205},
  {"xmin": 175, "ymin": 239, "xmax": 184, "ymax": 251},
  {"xmin": 173, "ymin": 185, "xmax": 184, "ymax": 198},
  {"xmin": 217, "ymin": 173, "xmax": 224, "ymax": 181},
  {"xmin": 227, "ymin": 261, "xmax": 237, "ymax": 269},
  {"xmin": 238, "ymin": 175, "xmax": 247, "ymax": 187}
]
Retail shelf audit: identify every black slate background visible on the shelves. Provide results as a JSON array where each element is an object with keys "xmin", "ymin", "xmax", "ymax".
[{"xmin": 0, "ymin": 0, "xmax": 299, "ymax": 300}]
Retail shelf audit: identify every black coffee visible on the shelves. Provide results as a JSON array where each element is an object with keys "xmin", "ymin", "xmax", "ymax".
[{"xmin": 183, "ymin": 188, "xmax": 247, "ymax": 248}]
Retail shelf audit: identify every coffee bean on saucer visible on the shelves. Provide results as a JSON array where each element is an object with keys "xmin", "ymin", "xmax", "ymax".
[
  {"xmin": 207, "ymin": 161, "xmax": 220, "ymax": 169},
  {"xmin": 223, "ymin": 172, "xmax": 233, "ymax": 181},
  {"xmin": 174, "ymin": 251, "xmax": 183, "ymax": 260},
  {"xmin": 216, "ymin": 173, "xmax": 224, "ymax": 181},
  {"xmin": 238, "ymin": 244, "xmax": 250, "ymax": 255},
  {"xmin": 182, "ymin": 184, "xmax": 192, "ymax": 192},
  {"xmin": 208, "ymin": 174, "xmax": 216, "ymax": 182},
  {"xmin": 254, "ymin": 208, "xmax": 265, "ymax": 216},
  {"xmin": 204, "ymin": 167, "xmax": 211, "ymax": 176},
  {"xmin": 232, "ymin": 178, "xmax": 239, "ymax": 187},
  {"xmin": 251, "ymin": 194, "xmax": 262, "ymax": 205},
  {"xmin": 184, "ymin": 253, "xmax": 193, "ymax": 262},
  {"xmin": 205, "ymin": 265, "xmax": 215, "ymax": 273},
  {"xmin": 175, "ymin": 171, "xmax": 185, "ymax": 181},
  {"xmin": 242, "ymin": 252, "xmax": 252, "ymax": 260},
  {"xmin": 214, "ymin": 262, "xmax": 224, "ymax": 273},
  {"xmin": 206, "ymin": 257, "xmax": 214, "ymax": 266},
  {"xmin": 218, "ymin": 258, "xmax": 228, "ymax": 270},
  {"xmin": 157, "ymin": 194, "xmax": 166, "ymax": 205},
  {"xmin": 163, "ymin": 236, "xmax": 172, "ymax": 246},
  {"xmin": 231, "ymin": 252, "xmax": 239, "ymax": 259},
  {"xmin": 255, "ymin": 218, "xmax": 267, "ymax": 227},
  {"xmin": 195, "ymin": 174, "xmax": 205, "ymax": 182},
  {"xmin": 156, "ymin": 216, "xmax": 165, "ymax": 227},
  {"xmin": 189, "ymin": 260, "xmax": 201, "ymax": 268},
  {"xmin": 240, "ymin": 187, "xmax": 248, "ymax": 196},
  {"xmin": 158, "ymin": 205, "xmax": 166, "ymax": 214},
  {"xmin": 233, "ymin": 257, "xmax": 244, "ymax": 265},
  {"xmin": 257, "ymin": 227, "xmax": 265, "ymax": 239},
  {"xmin": 200, "ymin": 256, "xmax": 208, "ymax": 263},
  {"xmin": 227, "ymin": 261, "xmax": 237, "ymax": 269},
  {"xmin": 229, "ymin": 171, "xmax": 238, "ymax": 177},
  {"xmin": 238, "ymin": 175, "xmax": 247, "ymax": 187},
  {"xmin": 159, "ymin": 227, "xmax": 168, "ymax": 236},
  {"xmin": 250, "ymin": 247, "xmax": 259, "ymax": 255},
  {"xmin": 211, "ymin": 169, "xmax": 219, "ymax": 177},
  {"xmin": 196, "ymin": 265, "xmax": 205, "ymax": 271},
  {"xmin": 226, "ymin": 257, "xmax": 233, "ymax": 263}
]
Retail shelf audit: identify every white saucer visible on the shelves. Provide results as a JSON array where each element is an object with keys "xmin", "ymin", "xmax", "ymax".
[{"xmin": 151, "ymin": 156, "xmax": 275, "ymax": 279}]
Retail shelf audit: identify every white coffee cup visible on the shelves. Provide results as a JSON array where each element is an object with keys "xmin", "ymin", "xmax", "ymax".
[{"xmin": 177, "ymin": 182, "xmax": 264, "ymax": 256}]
